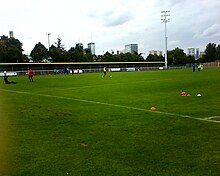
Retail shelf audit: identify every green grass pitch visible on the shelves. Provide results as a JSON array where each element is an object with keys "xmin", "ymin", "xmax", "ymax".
[{"xmin": 0, "ymin": 68, "xmax": 220, "ymax": 175}]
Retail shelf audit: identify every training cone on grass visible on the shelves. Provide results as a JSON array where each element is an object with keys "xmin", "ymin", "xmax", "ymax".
[
  {"xmin": 187, "ymin": 94, "xmax": 191, "ymax": 96},
  {"xmin": 150, "ymin": 107, "xmax": 156, "ymax": 111},
  {"xmin": 181, "ymin": 90, "xmax": 186, "ymax": 96},
  {"xmin": 197, "ymin": 93, "xmax": 202, "ymax": 97}
]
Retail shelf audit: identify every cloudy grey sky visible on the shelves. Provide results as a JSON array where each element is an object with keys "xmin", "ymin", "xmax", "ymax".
[{"xmin": 1, "ymin": 0, "xmax": 220, "ymax": 56}]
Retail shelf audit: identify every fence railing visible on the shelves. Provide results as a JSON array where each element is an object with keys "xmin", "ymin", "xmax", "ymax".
[
  {"xmin": 1, "ymin": 66, "xmax": 169, "ymax": 76},
  {"xmin": 203, "ymin": 60, "xmax": 220, "ymax": 68},
  {"xmin": 1, "ymin": 63, "xmax": 218, "ymax": 76}
]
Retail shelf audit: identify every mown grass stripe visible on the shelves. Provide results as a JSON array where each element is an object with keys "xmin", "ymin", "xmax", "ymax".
[{"xmin": 1, "ymin": 88, "xmax": 219, "ymax": 124}]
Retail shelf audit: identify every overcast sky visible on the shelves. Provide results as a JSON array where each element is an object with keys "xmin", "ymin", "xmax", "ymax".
[{"xmin": 1, "ymin": 0, "xmax": 220, "ymax": 56}]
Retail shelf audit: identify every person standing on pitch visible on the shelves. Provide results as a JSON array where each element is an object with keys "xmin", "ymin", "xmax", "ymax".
[
  {"xmin": 103, "ymin": 67, "xmax": 107, "ymax": 77},
  {"xmin": 192, "ymin": 63, "xmax": 196, "ymax": 72},
  {"xmin": 28, "ymin": 68, "xmax": 33, "ymax": 82},
  {"xmin": 4, "ymin": 71, "xmax": 7, "ymax": 76},
  {"xmin": 198, "ymin": 64, "xmax": 202, "ymax": 71}
]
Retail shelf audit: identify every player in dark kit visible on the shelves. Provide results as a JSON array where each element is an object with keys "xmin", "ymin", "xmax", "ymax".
[
  {"xmin": 192, "ymin": 63, "xmax": 196, "ymax": 72},
  {"xmin": 3, "ymin": 76, "xmax": 16, "ymax": 84}
]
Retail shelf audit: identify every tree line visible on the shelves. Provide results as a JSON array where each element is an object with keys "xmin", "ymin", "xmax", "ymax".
[
  {"xmin": 146, "ymin": 48, "xmax": 195, "ymax": 65},
  {"xmin": 29, "ymin": 37, "xmax": 145, "ymax": 62},
  {"xmin": 0, "ymin": 35, "xmax": 25, "ymax": 62},
  {"xmin": 0, "ymin": 34, "xmax": 219, "ymax": 64}
]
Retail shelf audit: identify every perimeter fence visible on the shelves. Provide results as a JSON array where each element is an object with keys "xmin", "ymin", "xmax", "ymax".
[{"xmin": 2, "ymin": 61, "xmax": 217, "ymax": 76}]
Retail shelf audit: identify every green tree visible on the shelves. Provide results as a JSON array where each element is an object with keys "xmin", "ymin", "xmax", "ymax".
[
  {"xmin": 9, "ymin": 37, "xmax": 23, "ymax": 52},
  {"xmin": 216, "ymin": 44, "xmax": 220, "ymax": 60},
  {"xmin": 99, "ymin": 52, "xmax": 144, "ymax": 62},
  {"xmin": 198, "ymin": 54, "xmax": 206, "ymax": 63},
  {"xmin": 205, "ymin": 43, "xmax": 216, "ymax": 62},
  {"xmin": 75, "ymin": 43, "xmax": 84, "ymax": 52},
  {"xmin": 49, "ymin": 45, "xmax": 67, "ymax": 62},
  {"xmin": 147, "ymin": 54, "xmax": 163, "ymax": 61},
  {"xmin": 55, "ymin": 36, "xmax": 65, "ymax": 49},
  {"xmin": 48, "ymin": 36, "xmax": 68, "ymax": 62},
  {"xmin": 0, "ymin": 35, "xmax": 24, "ymax": 62},
  {"xmin": 7, "ymin": 45, "xmax": 23, "ymax": 62},
  {"xmin": 66, "ymin": 44, "xmax": 94, "ymax": 62},
  {"xmin": 185, "ymin": 55, "xmax": 195, "ymax": 64},
  {"xmin": 173, "ymin": 48, "xmax": 186, "ymax": 64},
  {"xmin": 66, "ymin": 47, "xmax": 76, "ymax": 62},
  {"xmin": 66, "ymin": 46, "xmax": 82, "ymax": 62},
  {"xmin": 74, "ymin": 44, "xmax": 85, "ymax": 62},
  {"xmin": 30, "ymin": 42, "xmax": 49, "ymax": 62},
  {"xmin": 84, "ymin": 48, "xmax": 94, "ymax": 61},
  {"xmin": 103, "ymin": 51, "xmax": 113, "ymax": 62},
  {"xmin": 0, "ymin": 39, "xmax": 7, "ymax": 62},
  {"xmin": 167, "ymin": 48, "xmax": 191, "ymax": 65}
]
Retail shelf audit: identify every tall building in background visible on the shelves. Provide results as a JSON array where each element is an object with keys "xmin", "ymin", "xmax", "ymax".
[
  {"xmin": 187, "ymin": 48, "xmax": 199, "ymax": 60},
  {"xmin": 125, "ymin": 44, "xmax": 138, "ymax": 54},
  {"xmin": 9, "ymin": 31, "xmax": 14, "ymax": 38},
  {"xmin": 88, "ymin": 42, "xmax": 95, "ymax": 55}
]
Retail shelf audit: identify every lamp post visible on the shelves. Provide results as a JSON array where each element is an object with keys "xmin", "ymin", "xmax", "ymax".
[
  {"xmin": 161, "ymin": 10, "xmax": 170, "ymax": 69},
  {"xmin": 46, "ymin": 33, "xmax": 51, "ymax": 50}
]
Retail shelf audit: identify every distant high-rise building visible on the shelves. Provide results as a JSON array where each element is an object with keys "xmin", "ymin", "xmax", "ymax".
[
  {"xmin": 9, "ymin": 31, "xmax": 14, "ymax": 38},
  {"xmin": 88, "ymin": 42, "xmax": 95, "ymax": 55},
  {"xmin": 187, "ymin": 48, "xmax": 199, "ymax": 60},
  {"xmin": 149, "ymin": 50, "xmax": 163, "ymax": 56},
  {"xmin": 125, "ymin": 44, "xmax": 138, "ymax": 54}
]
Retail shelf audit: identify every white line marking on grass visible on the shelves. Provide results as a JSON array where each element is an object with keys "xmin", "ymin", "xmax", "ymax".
[
  {"xmin": 204, "ymin": 116, "xmax": 220, "ymax": 120},
  {"xmin": 0, "ymin": 88, "xmax": 219, "ymax": 124}
]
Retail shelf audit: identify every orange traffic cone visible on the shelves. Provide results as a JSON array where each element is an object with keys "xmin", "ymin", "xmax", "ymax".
[
  {"xmin": 181, "ymin": 92, "xmax": 186, "ymax": 96},
  {"xmin": 150, "ymin": 107, "xmax": 156, "ymax": 111}
]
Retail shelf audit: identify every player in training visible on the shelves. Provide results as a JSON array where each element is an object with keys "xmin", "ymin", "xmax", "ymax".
[
  {"xmin": 3, "ymin": 76, "xmax": 16, "ymax": 84},
  {"xmin": 28, "ymin": 68, "xmax": 34, "ymax": 82},
  {"xmin": 103, "ymin": 67, "xmax": 107, "ymax": 77}
]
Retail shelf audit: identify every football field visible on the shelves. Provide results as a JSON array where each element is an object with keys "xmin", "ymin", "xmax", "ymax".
[{"xmin": 0, "ymin": 68, "xmax": 220, "ymax": 175}]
